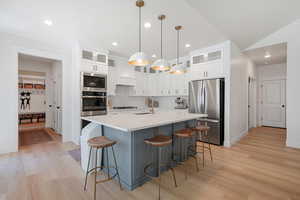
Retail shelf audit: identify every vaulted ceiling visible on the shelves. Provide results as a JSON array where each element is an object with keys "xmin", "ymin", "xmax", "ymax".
[
  {"xmin": 185, "ymin": 0, "xmax": 300, "ymax": 50},
  {"xmin": 0, "ymin": 0, "xmax": 299, "ymax": 59}
]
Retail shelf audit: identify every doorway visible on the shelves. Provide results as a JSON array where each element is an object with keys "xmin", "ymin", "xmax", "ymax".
[
  {"xmin": 18, "ymin": 53, "xmax": 63, "ymax": 146},
  {"xmin": 244, "ymin": 42, "xmax": 287, "ymax": 129},
  {"xmin": 261, "ymin": 79, "xmax": 286, "ymax": 128}
]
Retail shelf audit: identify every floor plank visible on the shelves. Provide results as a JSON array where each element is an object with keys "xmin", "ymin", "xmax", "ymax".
[{"xmin": 1, "ymin": 127, "xmax": 300, "ymax": 200}]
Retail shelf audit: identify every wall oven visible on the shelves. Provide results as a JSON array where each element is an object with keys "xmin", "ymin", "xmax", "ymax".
[
  {"xmin": 81, "ymin": 72, "xmax": 107, "ymax": 116},
  {"xmin": 81, "ymin": 72, "xmax": 106, "ymax": 92}
]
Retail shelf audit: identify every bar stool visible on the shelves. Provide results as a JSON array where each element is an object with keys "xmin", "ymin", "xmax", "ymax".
[
  {"xmin": 144, "ymin": 135, "xmax": 177, "ymax": 200},
  {"xmin": 84, "ymin": 136, "xmax": 122, "ymax": 200},
  {"xmin": 192, "ymin": 123, "xmax": 213, "ymax": 167},
  {"xmin": 174, "ymin": 128, "xmax": 199, "ymax": 179}
]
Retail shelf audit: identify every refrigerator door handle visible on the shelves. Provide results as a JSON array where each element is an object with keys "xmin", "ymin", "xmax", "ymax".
[
  {"xmin": 201, "ymin": 81, "xmax": 205, "ymax": 113},
  {"xmin": 204, "ymin": 81, "xmax": 208, "ymax": 114}
]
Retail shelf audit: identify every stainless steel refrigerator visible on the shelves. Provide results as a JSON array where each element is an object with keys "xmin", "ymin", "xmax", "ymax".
[{"xmin": 189, "ymin": 78, "xmax": 225, "ymax": 145}]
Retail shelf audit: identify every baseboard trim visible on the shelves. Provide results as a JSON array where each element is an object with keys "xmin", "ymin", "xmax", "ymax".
[{"xmin": 230, "ymin": 129, "xmax": 249, "ymax": 146}]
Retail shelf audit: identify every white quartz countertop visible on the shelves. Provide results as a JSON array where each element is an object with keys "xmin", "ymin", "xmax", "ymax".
[{"xmin": 82, "ymin": 110, "xmax": 207, "ymax": 132}]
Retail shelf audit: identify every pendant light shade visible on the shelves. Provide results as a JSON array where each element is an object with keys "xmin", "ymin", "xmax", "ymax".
[
  {"xmin": 170, "ymin": 25, "xmax": 187, "ymax": 74},
  {"xmin": 128, "ymin": 52, "xmax": 149, "ymax": 66},
  {"xmin": 151, "ymin": 15, "xmax": 170, "ymax": 71},
  {"xmin": 128, "ymin": 0, "xmax": 149, "ymax": 67}
]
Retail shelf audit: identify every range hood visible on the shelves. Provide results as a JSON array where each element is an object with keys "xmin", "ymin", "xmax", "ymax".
[{"xmin": 116, "ymin": 75, "xmax": 136, "ymax": 86}]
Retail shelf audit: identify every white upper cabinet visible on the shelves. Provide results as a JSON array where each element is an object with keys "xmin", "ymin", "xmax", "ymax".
[
  {"xmin": 132, "ymin": 70, "xmax": 146, "ymax": 96},
  {"xmin": 190, "ymin": 49, "xmax": 224, "ymax": 80},
  {"xmin": 82, "ymin": 50, "xmax": 108, "ymax": 65},
  {"xmin": 80, "ymin": 49, "xmax": 108, "ymax": 74}
]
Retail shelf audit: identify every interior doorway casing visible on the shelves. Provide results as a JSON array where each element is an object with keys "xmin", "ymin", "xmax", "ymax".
[{"xmin": 16, "ymin": 47, "xmax": 66, "ymax": 150}]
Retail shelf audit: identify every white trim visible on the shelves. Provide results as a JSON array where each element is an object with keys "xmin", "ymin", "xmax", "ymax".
[
  {"xmin": 230, "ymin": 129, "xmax": 248, "ymax": 145},
  {"xmin": 15, "ymin": 46, "xmax": 70, "ymax": 147}
]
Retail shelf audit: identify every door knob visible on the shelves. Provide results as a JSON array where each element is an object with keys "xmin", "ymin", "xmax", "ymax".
[{"xmin": 281, "ymin": 105, "xmax": 285, "ymax": 108}]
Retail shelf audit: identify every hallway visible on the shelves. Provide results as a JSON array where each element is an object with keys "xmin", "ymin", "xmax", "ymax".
[{"xmin": 1, "ymin": 127, "xmax": 300, "ymax": 200}]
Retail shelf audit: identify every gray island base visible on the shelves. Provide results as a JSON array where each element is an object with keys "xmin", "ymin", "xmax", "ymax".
[{"xmin": 82, "ymin": 111, "xmax": 207, "ymax": 190}]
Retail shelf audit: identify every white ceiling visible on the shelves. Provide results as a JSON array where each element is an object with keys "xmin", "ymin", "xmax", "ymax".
[
  {"xmin": 0, "ymin": 0, "xmax": 226, "ymax": 59},
  {"xmin": 185, "ymin": 0, "xmax": 300, "ymax": 50},
  {"xmin": 244, "ymin": 43, "xmax": 287, "ymax": 66},
  {"xmin": 0, "ymin": 0, "xmax": 298, "ymax": 60}
]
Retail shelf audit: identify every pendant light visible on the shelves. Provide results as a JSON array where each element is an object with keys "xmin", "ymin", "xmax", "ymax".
[
  {"xmin": 151, "ymin": 15, "xmax": 171, "ymax": 71},
  {"xmin": 128, "ymin": 0, "xmax": 149, "ymax": 67},
  {"xmin": 170, "ymin": 26, "xmax": 187, "ymax": 74}
]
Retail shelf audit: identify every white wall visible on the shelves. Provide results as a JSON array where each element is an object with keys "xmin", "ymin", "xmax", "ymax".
[
  {"xmin": 0, "ymin": 32, "xmax": 75, "ymax": 154},
  {"xmin": 256, "ymin": 63, "xmax": 287, "ymax": 126},
  {"xmin": 248, "ymin": 19, "xmax": 300, "ymax": 148},
  {"xmin": 229, "ymin": 42, "xmax": 256, "ymax": 145}
]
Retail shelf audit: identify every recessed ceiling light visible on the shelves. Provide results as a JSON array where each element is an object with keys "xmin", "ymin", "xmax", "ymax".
[
  {"xmin": 44, "ymin": 19, "xmax": 53, "ymax": 26},
  {"xmin": 185, "ymin": 44, "xmax": 191, "ymax": 48},
  {"xmin": 144, "ymin": 22, "xmax": 151, "ymax": 28},
  {"xmin": 264, "ymin": 52, "xmax": 271, "ymax": 58},
  {"xmin": 152, "ymin": 54, "xmax": 157, "ymax": 58},
  {"xmin": 112, "ymin": 42, "xmax": 118, "ymax": 46}
]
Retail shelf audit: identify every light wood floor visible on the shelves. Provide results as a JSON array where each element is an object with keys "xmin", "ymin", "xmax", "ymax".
[{"xmin": 1, "ymin": 127, "xmax": 300, "ymax": 200}]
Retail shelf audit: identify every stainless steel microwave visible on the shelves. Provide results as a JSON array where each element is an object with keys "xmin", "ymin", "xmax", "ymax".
[{"xmin": 81, "ymin": 72, "xmax": 106, "ymax": 92}]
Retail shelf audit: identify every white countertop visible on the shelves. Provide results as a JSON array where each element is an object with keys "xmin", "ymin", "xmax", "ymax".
[{"xmin": 82, "ymin": 110, "xmax": 207, "ymax": 132}]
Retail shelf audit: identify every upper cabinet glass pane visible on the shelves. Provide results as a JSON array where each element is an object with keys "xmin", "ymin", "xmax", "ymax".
[
  {"xmin": 96, "ymin": 54, "xmax": 107, "ymax": 63},
  {"xmin": 82, "ymin": 50, "xmax": 93, "ymax": 60}
]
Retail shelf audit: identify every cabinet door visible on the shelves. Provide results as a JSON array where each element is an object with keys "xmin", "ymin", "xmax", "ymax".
[
  {"xmin": 162, "ymin": 73, "xmax": 171, "ymax": 96},
  {"xmin": 133, "ymin": 71, "xmax": 143, "ymax": 96},
  {"xmin": 182, "ymin": 72, "xmax": 189, "ymax": 96},
  {"xmin": 95, "ymin": 53, "xmax": 108, "ymax": 65},
  {"xmin": 190, "ymin": 63, "xmax": 207, "ymax": 80},
  {"xmin": 156, "ymin": 73, "xmax": 164, "ymax": 96},
  {"xmin": 81, "ymin": 60, "xmax": 96, "ymax": 72},
  {"xmin": 190, "ymin": 60, "xmax": 223, "ymax": 80},
  {"xmin": 107, "ymin": 67, "xmax": 117, "ymax": 96},
  {"xmin": 82, "ymin": 50, "xmax": 94, "ymax": 61},
  {"xmin": 205, "ymin": 61, "xmax": 223, "ymax": 78},
  {"xmin": 96, "ymin": 64, "xmax": 108, "ymax": 74},
  {"xmin": 146, "ymin": 74, "xmax": 157, "ymax": 96}
]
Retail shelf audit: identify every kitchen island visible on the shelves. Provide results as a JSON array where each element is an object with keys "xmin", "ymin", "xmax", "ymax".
[{"xmin": 82, "ymin": 110, "xmax": 207, "ymax": 190}]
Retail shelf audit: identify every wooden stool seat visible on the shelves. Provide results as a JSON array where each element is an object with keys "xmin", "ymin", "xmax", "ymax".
[
  {"xmin": 88, "ymin": 136, "xmax": 116, "ymax": 148},
  {"xmin": 175, "ymin": 128, "xmax": 194, "ymax": 138},
  {"xmin": 144, "ymin": 135, "xmax": 172, "ymax": 147},
  {"xmin": 192, "ymin": 125, "xmax": 210, "ymax": 132}
]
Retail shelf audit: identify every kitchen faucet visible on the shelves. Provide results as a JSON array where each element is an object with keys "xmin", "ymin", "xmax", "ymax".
[{"xmin": 149, "ymin": 97, "xmax": 154, "ymax": 114}]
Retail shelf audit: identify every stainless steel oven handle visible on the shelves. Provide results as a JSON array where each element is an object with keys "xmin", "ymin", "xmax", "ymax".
[{"xmin": 82, "ymin": 96, "xmax": 106, "ymax": 98}]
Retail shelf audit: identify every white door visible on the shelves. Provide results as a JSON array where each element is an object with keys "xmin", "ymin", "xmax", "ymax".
[
  {"xmin": 262, "ymin": 79, "xmax": 286, "ymax": 128},
  {"xmin": 52, "ymin": 62, "xmax": 63, "ymax": 134},
  {"xmin": 45, "ymin": 76, "xmax": 54, "ymax": 128}
]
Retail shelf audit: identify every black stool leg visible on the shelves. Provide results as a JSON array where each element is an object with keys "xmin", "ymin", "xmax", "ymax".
[
  {"xmin": 180, "ymin": 138, "xmax": 188, "ymax": 180},
  {"xmin": 84, "ymin": 146, "xmax": 92, "ymax": 191},
  {"xmin": 158, "ymin": 147, "xmax": 161, "ymax": 200},
  {"xmin": 106, "ymin": 147, "xmax": 110, "ymax": 179},
  {"xmin": 94, "ymin": 148, "xmax": 98, "ymax": 200},
  {"xmin": 111, "ymin": 146, "xmax": 122, "ymax": 190}
]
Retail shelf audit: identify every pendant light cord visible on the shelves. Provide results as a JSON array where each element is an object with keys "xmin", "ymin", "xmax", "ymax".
[
  {"xmin": 160, "ymin": 18, "xmax": 163, "ymax": 59},
  {"xmin": 177, "ymin": 29, "xmax": 179, "ymax": 64},
  {"xmin": 139, "ymin": 6, "xmax": 141, "ymax": 52}
]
